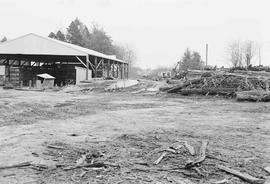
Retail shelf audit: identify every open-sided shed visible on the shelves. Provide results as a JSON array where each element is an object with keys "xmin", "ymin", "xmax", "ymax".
[{"xmin": 0, "ymin": 33, "xmax": 128, "ymax": 87}]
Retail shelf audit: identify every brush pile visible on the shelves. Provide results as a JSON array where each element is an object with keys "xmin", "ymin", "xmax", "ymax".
[{"xmin": 167, "ymin": 72, "xmax": 270, "ymax": 99}]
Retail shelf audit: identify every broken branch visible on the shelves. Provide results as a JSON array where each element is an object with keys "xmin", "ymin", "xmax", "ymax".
[
  {"xmin": 0, "ymin": 161, "xmax": 31, "ymax": 170},
  {"xmin": 154, "ymin": 152, "xmax": 167, "ymax": 165},
  {"xmin": 183, "ymin": 141, "xmax": 195, "ymax": 156},
  {"xmin": 185, "ymin": 140, "xmax": 208, "ymax": 168},
  {"xmin": 217, "ymin": 165, "xmax": 265, "ymax": 184},
  {"xmin": 63, "ymin": 162, "xmax": 106, "ymax": 171}
]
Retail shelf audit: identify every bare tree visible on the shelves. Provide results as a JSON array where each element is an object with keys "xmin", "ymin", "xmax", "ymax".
[
  {"xmin": 242, "ymin": 40, "xmax": 256, "ymax": 67},
  {"xmin": 114, "ymin": 43, "xmax": 136, "ymax": 67},
  {"xmin": 227, "ymin": 40, "xmax": 243, "ymax": 67}
]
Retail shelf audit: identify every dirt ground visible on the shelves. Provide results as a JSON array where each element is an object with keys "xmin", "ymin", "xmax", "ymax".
[{"xmin": 0, "ymin": 82, "xmax": 270, "ymax": 184}]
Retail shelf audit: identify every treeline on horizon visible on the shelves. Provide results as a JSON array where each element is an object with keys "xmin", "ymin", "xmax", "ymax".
[{"xmin": 48, "ymin": 18, "xmax": 136, "ymax": 65}]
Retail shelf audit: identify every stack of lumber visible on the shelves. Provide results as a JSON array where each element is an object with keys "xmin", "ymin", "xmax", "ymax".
[{"xmin": 167, "ymin": 73, "xmax": 270, "ymax": 97}]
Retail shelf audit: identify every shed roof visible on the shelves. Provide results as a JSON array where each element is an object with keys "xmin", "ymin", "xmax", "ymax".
[
  {"xmin": 37, "ymin": 73, "xmax": 55, "ymax": 79},
  {"xmin": 0, "ymin": 33, "xmax": 126, "ymax": 63}
]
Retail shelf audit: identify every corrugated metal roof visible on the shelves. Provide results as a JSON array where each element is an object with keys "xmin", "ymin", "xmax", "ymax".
[
  {"xmin": 0, "ymin": 33, "xmax": 126, "ymax": 63},
  {"xmin": 37, "ymin": 73, "xmax": 55, "ymax": 79}
]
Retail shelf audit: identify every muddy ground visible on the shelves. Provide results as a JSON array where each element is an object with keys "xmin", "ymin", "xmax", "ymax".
[{"xmin": 0, "ymin": 83, "xmax": 269, "ymax": 184}]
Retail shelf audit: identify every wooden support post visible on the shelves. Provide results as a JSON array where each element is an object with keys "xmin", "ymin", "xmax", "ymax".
[
  {"xmin": 94, "ymin": 57, "xmax": 97, "ymax": 78},
  {"xmin": 101, "ymin": 59, "xmax": 104, "ymax": 78},
  {"xmin": 127, "ymin": 63, "xmax": 129, "ymax": 79},
  {"xmin": 116, "ymin": 63, "xmax": 119, "ymax": 79},
  {"xmin": 86, "ymin": 55, "xmax": 89, "ymax": 80},
  {"xmin": 107, "ymin": 60, "xmax": 110, "ymax": 78},
  {"xmin": 122, "ymin": 63, "xmax": 125, "ymax": 79},
  {"xmin": 120, "ymin": 63, "xmax": 123, "ymax": 79},
  {"xmin": 113, "ymin": 61, "xmax": 115, "ymax": 78},
  {"xmin": 123, "ymin": 64, "xmax": 126, "ymax": 79}
]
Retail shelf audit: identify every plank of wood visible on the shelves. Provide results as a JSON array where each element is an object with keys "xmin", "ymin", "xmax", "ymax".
[
  {"xmin": 63, "ymin": 162, "xmax": 106, "ymax": 171},
  {"xmin": 0, "ymin": 161, "xmax": 31, "ymax": 170},
  {"xmin": 185, "ymin": 140, "xmax": 208, "ymax": 168},
  {"xmin": 212, "ymin": 179, "xmax": 229, "ymax": 184},
  {"xmin": 166, "ymin": 148, "xmax": 176, "ymax": 153},
  {"xmin": 264, "ymin": 166, "xmax": 270, "ymax": 174},
  {"xmin": 47, "ymin": 145, "xmax": 64, "ymax": 149},
  {"xmin": 154, "ymin": 152, "xmax": 167, "ymax": 165},
  {"xmin": 170, "ymin": 176, "xmax": 195, "ymax": 184},
  {"xmin": 217, "ymin": 165, "xmax": 265, "ymax": 184}
]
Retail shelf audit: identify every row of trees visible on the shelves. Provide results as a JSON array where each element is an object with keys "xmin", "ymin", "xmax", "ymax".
[
  {"xmin": 48, "ymin": 18, "xmax": 136, "ymax": 66},
  {"xmin": 178, "ymin": 40, "xmax": 257, "ymax": 71},
  {"xmin": 227, "ymin": 40, "xmax": 257, "ymax": 68}
]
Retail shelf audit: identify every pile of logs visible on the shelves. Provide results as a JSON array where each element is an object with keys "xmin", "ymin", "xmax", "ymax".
[{"xmin": 167, "ymin": 73, "xmax": 270, "ymax": 97}]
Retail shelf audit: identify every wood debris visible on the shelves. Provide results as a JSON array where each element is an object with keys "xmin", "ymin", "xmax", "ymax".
[
  {"xmin": 183, "ymin": 141, "xmax": 195, "ymax": 156},
  {"xmin": 212, "ymin": 179, "xmax": 229, "ymax": 184},
  {"xmin": 76, "ymin": 154, "xmax": 87, "ymax": 166},
  {"xmin": 264, "ymin": 166, "xmax": 270, "ymax": 174},
  {"xmin": 0, "ymin": 161, "xmax": 32, "ymax": 170},
  {"xmin": 154, "ymin": 152, "xmax": 167, "ymax": 165},
  {"xmin": 170, "ymin": 142, "xmax": 183, "ymax": 150},
  {"xmin": 217, "ymin": 165, "xmax": 265, "ymax": 184},
  {"xmin": 185, "ymin": 140, "xmax": 208, "ymax": 168},
  {"xmin": 63, "ymin": 162, "xmax": 106, "ymax": 171},
  {"xmin": 47, "ymin": 144, "xmax": 65, "ymax": 150}
]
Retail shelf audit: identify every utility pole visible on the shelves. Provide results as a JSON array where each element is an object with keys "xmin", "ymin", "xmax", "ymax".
[
  {"xmin": 205, "ymin": 43, "xmax": 208, "ymax": 66},
  {"xmin": 258, "ymin": 48, "xmax": 261, "ymax": 66}
]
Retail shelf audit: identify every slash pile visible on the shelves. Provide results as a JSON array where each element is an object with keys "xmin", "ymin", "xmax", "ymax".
[{"xmin": 167, "ymin": 73, "xmax": 270, "ymax": 98}]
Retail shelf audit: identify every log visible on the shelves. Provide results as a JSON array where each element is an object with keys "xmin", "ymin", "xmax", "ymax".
[
  {"xmin": 154, "ymin": 152, "xmax": 167, "ymax": 165},
  {"xmin": 47, "ymin": 145, "xmax": 65, "ymax": 149},
  {"xmin": 0, "ymin": 161, "xmax": 31, "ymax": 170},
  {"xmin": 179, "ymin": 88, "xmax": 235, "ymax": 96},
  {"xmin": 166, "ymin": 148, "xmax": 176, "ymax": 153},
  {"xmin": 63, "ymin": 162, "xmax": 106, "ymax": 171},
  {"xmin": 236, "ymin": 90, "xmax": 270, "ymax": 102},
  {"xmin": 217, "ymin": 165, "xmax": 265, "ymax": 184},
  {"xmin": 167, "ymin": 79, "xmax": 202, "ymax": 93},
  {"xmin": 185, "ymin": 140, "xmax": 208, "ymax": 168},
  {"xmin": 167, "ymin": 84, "xmax": 186, "ymax": 93},
  {"xmin": 212, "ymin": 179, "xmax": 229, "ymax": 184}
]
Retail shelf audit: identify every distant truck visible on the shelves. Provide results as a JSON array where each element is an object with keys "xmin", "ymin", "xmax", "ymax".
[{"xmin": 158, "ymin": 71, "xmax": 171, "ymax": 78}]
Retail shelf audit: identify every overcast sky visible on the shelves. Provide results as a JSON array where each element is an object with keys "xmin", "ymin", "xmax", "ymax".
[{"xmin": 1, "ymin": 0, "xmax": 270, "ymax": 68}]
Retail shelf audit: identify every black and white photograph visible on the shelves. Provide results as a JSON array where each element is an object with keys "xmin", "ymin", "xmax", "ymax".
[{"xmin": 0, "ymin": 0, "xmax": 270, "ymax": 183}]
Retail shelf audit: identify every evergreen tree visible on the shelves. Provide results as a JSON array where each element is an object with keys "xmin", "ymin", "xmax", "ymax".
[
  {"xmin": 0, "ymin": 36, "xmax": 7, "ymax": 42},
  {"xmin": 180, "ymin": 49, "xmax": 203, "ymax": 70},
  {"xmin": 66, "ymin": 18, "xmax": 84, "ymax": 46},
  {"xmin": 56, "ymin": 30, "xmax": 66, "ymax": 41},
  {"xmin": 48, "ymin": 32, "xmax": 57, "ymax": 39}
]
